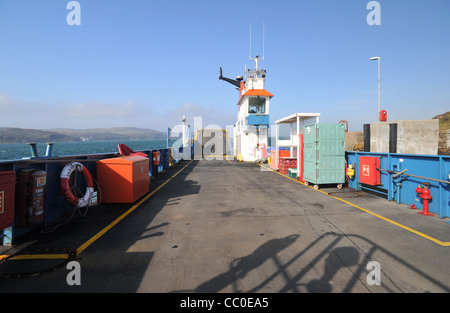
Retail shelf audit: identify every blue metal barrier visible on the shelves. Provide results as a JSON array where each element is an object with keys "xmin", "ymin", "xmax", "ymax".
[
  {"xmin": 346, "ymin": 151, "xmax": 450, "ymax": 218},
  {"xmin": 1, "ymin": 148, "xmax": 172, "ymax": 245}
]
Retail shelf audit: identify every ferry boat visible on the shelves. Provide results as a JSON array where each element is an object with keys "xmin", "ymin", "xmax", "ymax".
[{"xmin": 0, "ymin": 60, "xmax": 449, "ymax": 295}]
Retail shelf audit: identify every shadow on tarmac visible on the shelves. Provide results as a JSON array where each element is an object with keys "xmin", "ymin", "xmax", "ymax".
[
  {"xmin": 173, "ymin": 232, "xmax": 450, "ymax": 293},
  {"xmin": 1, "ymin": 160, "xmax": 450, "ymax": 293},
  {"xmin": 0, "ymin": 160, "xmax": 200, "ymax": 291}
]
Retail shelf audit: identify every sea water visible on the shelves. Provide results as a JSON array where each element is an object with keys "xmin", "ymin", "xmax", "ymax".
[{"xmin": 0, "ymin": 140, "xmax": 169, "ymax": 161}]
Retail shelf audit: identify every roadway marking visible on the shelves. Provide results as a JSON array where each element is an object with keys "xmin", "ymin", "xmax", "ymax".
[
  {"xmin": 76, "ymin": 160, "xmax": 194, "ymax": 255},
  {"xmin": 3, "ymin": 159, "xmax": 447, "ymax": 263},
  {"xmin": 0, "ymin": 160, "xmax": 194, "ymax": 262},
  {"xmin": 257, "ymin": 163, "xmax": 450, "ymax": 247},
  {"xmin": 7, "ymin": 254, "xmax": 70, "ymax": 260}
]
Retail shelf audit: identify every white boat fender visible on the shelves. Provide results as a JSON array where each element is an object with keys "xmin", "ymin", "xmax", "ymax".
[{"xmin": 60, "ymin": 162, "xmax": 94, "ymax": 207}]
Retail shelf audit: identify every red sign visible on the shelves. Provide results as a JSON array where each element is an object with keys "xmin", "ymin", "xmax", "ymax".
[{"xmin": 359, "ymin": 157, "xmax": 381, "ymax": 186}]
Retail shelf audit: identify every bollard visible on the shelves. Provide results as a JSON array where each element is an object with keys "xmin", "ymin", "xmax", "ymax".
[
  {"xmin": 45, "ymin": 143, "xmax": 54, "ymax": 157},
  {"xmin": 27, "ymin": 143, "xmax": 39, "ymax": 158}
]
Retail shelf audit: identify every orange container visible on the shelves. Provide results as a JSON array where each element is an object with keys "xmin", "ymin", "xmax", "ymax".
[
  {"xmin": 270, "ymin": 150, "xmax": 291, "ymax": 169},
  {"xmin": 97, "ymin": 156, "xmax": 149, "ymax": 203}
]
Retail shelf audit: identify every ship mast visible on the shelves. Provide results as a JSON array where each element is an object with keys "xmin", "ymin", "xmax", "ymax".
[
  {"xmin": 218, "ymin": 23, "xmax": 272, "ymax": 163},
  {"xmin": 249, "ymin": 23, "xmax": 264, "ymax": 72}
]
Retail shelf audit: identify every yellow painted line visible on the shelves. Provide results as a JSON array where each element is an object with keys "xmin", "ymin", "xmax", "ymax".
[
  {"xmin": 258, "ymin": 163, "xmax": 450, "ymax": 247},
  {"xmin": 11, "ymin": 254, "xmax": 70, "ymax": 260},
  {"xmin": 1, "ymin": 161, "xmax": 192, "ymax": 262},
  {"xmin": 329, "ymin": 196, "xmax": 450, "ymax": 247},
  {"xmin": 0, "ymin": 254, "xmax": 70, "ymax": 261},
  {"xmin": 76, "ymin": 160, "xmax": 193, "ymax": 256}
]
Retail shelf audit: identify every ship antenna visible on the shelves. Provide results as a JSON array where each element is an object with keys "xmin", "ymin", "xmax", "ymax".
[
  {"xmin": 262, "ymin": 22, "xmax": 265, "ymax": 61},
  {"xmin": 249, "ymin": 23, "xmax": 265, "ymax": 71},
  {"xmin": 249, "ymin": 23, "xmax": 252, "ymax": 60}
]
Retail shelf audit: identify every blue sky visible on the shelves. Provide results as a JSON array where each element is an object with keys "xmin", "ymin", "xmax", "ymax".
[{"xmin": 0, "ymin": 0, "xmax": 449, "ymax": 132}]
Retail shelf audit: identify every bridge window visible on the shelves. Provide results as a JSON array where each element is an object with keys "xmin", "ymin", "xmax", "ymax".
[{"xmin": 249, "ymin": 97, "xmax": 266, "ymax": 114}]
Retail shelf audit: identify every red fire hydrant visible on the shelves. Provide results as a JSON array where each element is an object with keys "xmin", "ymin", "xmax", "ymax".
[{"xmin": 416, "ymin": 184, "xmax": 434, "ymax": 216}]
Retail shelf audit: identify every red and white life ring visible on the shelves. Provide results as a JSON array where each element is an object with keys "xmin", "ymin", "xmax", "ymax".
[{"xmin": 60, "ymin": 162, "xmax": 94, "ymax": 208}]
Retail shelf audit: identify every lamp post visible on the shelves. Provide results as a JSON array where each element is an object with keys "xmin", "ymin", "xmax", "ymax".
[{"xmin": 370, "ymin": 57, "xmax": 381, "ymax": 122}]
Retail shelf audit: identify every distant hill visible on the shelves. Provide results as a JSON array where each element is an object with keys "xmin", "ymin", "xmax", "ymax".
[
  {"xmin": 433, "ymin": 111, "xmax": 450, "ymax": 155},
  {"xmin": 0, "ymin": 128, "xmax": 76, "ymax": 143},
  {"xmin": 0, "ymin": 127, "xmax": 166, "ymax": 144},
  {"xmin": 433, "ymin": 111, "xmax": 450, "ymax": 130}
]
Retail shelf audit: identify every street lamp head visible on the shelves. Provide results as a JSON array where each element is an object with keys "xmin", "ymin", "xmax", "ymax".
[{"xmin": 370, "ymin": 57, "xmax": 380, "ymax": 61}]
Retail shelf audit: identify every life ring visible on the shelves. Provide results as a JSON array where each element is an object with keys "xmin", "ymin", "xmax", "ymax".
[{"xmin": 60, "ymin": 162, "xmax": 94, "ymax": 207}]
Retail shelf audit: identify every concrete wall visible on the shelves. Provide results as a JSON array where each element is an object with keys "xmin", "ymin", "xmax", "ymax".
[
  {"xmin": 370, "ymin": 122, "xmax": 390, "ymax": 153},
  {"xmin": 396, "ymin": 119, "xmax": 439, "ymax": 155},
  {"xmin": 367, "ymin": 119, "xmax": 439, "ymax": 155}
]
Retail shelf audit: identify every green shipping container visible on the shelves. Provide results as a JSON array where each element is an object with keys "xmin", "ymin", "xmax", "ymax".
[{"xmin": 303, "ymin": 123, "xmax": 345, "ymax": 188}]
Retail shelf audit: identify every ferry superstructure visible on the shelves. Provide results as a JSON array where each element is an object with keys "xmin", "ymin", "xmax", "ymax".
[{"xmin": 220, "ymin": 55, "xmax": 273, "ymax": 162}]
